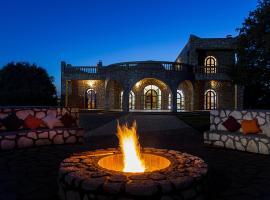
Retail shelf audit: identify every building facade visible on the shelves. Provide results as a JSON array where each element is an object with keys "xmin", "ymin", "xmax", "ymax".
[{"xmin": 61, "ymin": 35, "xmax": 243, "ymax": 112}]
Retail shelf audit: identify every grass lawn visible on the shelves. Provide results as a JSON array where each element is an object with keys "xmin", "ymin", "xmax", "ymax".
[{"xmin": 176, "ymin": 111, "xmax": 210, "ymax": 132}]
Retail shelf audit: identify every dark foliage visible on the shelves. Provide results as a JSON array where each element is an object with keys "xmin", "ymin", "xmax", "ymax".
[
  {"xmin": 0, "ymin": 62, "xmax": 57, "ymax": 106},
  {"xmin": 231, "ymin": 0, "xmax": 270, "ymax": 109}
]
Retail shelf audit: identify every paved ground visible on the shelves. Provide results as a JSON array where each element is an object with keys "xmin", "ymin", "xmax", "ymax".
[
  {"xmin": 0, "ymin": 117, "xmax": 270, "ymax": 200},
  {"xmin": 86, "ymin": 113, "xmax": 190, "ymax": 137}
]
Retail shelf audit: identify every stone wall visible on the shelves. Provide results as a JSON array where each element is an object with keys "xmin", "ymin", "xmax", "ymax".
[
  {"xmin": 0, "ymin": 107, "xmax": 84, "ymax": 150},
  {"xmin": 193, "ymin": 81, "xmax": 235, "ymax": 110},
  {"xmin": 204, "ymin": 110, "xmax": 270, "ymax": 154}
]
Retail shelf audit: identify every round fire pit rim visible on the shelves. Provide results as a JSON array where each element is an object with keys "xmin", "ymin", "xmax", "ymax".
[
  {"xmin": 93, "ymin": 150, "xmax": 177, "ymax": 174},
  {"xmin": 59, "ymin": 147, "xmax": 208, "ymax": 199}
]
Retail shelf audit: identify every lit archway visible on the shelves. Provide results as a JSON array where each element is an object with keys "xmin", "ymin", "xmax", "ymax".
[
  {"xmin": 144, "ymin": 85, "xmax": 161, "ymax": 110},
  {"xmin": 178, "ymin": 80, "xmax": 193, "ymax": 111},
  {"xmin": 86, "ymin": 89, "xmax": 96, "ymax": 109},
  {"xmin": 177, "ymin": 90, "xmax": 184, "ymax": 110},
  {"xmin": 131, "ymin": 78, "xmax": 172, "ymax": 111},
  {"xmin": 204, "ymin": 89, "xmax": 217, "ymax": 110},
  {"xmin": 120, "ymin": 91, "xmax": 135, "ymax": 110}
]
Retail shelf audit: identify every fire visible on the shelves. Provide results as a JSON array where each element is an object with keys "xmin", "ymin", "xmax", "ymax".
[{"xmin": 117, "ymin": 121, "xmax": 145, "ymax": 173}]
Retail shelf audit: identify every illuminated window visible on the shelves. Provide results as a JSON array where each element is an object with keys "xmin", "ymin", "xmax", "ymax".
[
  {"xmin": 144, "ymin": 85, "xmax": 161, "ymax": 110},
  {"xmin": 86, "ymin": 89, "xmax": 96, "ymax": 109},
  {"xmin": 177, "ymin": 90, "xmax": 185, "ymax": 110},
  {"xmin": 129, "ymin": 91, "xmax": 135, "ymax": 110},
  {"xmin": 120, "ymin": 91, "xmax": 135, "ymax": 110},
  {"xmin": 204, "ymin": 89, "xmax": 217, "ymax": 110},
  {"xmin": 168, "ymin": 94, "xmax": 171, "ymax": 109},
  {"xmin": 204, "ymin": 56, "xmax": 217, "ymax": 73}
]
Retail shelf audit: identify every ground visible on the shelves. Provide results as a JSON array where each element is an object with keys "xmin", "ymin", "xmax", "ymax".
[{"xmin": 0, "ymin": 113, "xmax": 270, "ymax": 200}]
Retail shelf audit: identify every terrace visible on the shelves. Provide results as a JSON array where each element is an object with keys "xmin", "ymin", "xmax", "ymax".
[{"xmin": 0, "ymin": 112, "xmax": 270, "ymax": 200}]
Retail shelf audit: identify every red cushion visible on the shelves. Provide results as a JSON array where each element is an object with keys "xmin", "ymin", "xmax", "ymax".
[
  {"xmin": 222, "ymin": 116, "xmax": 241, "ymax": 132},
  {"xmin": 60, "ymin": 113, "xmax": 76, "ymax": 127},
  {"xmin": 24, "ymin": 114, "xmax": 43, "ymax": 129}
]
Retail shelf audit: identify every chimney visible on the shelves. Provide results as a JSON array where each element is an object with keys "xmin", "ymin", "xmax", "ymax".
[{"xmin": 97, "ymin": 60, "xmax": 103, "ymax": 67}]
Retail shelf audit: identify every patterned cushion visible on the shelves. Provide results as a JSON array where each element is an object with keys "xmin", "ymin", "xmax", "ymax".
[
  {"xmin": 23, "ymin": 114, "xmax": 44, "ymax": 129},
  {"xmin": 222, "ymin": 116, "xmax": 241, "ymax": 132},
  {"xmin": 60, "ymin": 113, "xmax": 76, "ymax": 128},
  {"xmin": 1, "ymin": 113, "xmax": 23, "ymax": 131},
  {"xmin": 241, "ymin": 119, "xmax": 261, "ymax": 135},
  {"xmin": 42, "ymin": 114, "xmax": 63, "ymax": 129}
]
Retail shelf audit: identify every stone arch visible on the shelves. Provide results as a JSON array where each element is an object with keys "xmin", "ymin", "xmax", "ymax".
[
  {"xmin": 105, "ymin": 80, "xmax": 124, "ymax": 110},
  {"xmin": 178, "ymin": 80, "xmax": 194, "ymax": 111},
  {"xmin": 130, "ymin": 78, "xmax": 172, "ymax": 110}
]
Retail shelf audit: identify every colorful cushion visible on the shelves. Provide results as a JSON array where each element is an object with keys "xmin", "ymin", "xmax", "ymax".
[
  {"xmin": 42, "ymin": 114, "xmax": 62, "ymax": 129},
  {"xmin": 1, "ymin": 113, "xmax": 23, "ymax": 131},
  {"xmin": 241, "ymin": 119, "xmax": 261, "ymax": 135},
  {"xmin": 222, "ymin": 116, "xmax": 241, "ymax": 132},
  {"xmin": 23, "ymin": 114, "xmax": 44, "ymax": 129},
  {"xmin": 60, "ymin": 113, "xmax": 76, "ymax": 128}
]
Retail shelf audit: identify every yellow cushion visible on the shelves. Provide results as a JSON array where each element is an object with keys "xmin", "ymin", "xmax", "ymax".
[{"xmin": 241, "ymin": 119, "xmax": 261, "ymax": 135}]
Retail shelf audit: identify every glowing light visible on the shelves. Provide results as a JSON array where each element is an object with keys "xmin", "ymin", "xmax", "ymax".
[
  {"xmin": 135, "ymin": 82, "xmax": 141, "ymax": 88},
  {"xmin": 88, "ymin": 80, "xmax": 95, "ymax": 87},
  {"xmin": 117, "ymin": 121, "xmax": 145, "ymax": 173}
]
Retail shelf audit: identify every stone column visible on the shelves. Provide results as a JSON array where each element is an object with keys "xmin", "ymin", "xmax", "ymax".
[
  {"xmin": 122, "ymin": 89, "xmax": 129, "ymax": 112},
  {"xmin": 171, "ymin": 87, "xmax": 177, "ymax": 113}
]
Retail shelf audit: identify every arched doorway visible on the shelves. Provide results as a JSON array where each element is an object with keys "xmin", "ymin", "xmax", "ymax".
[
  {"xmin": 86, "ymin": 89, "xmax": 96, "ymax": 109},
  {"xmin": 120, "ymin": 91, "xmax": 135, "ymax": 110},
  {"xmin": 144, "ymin": 85, "xmax": 161, "ymax": 110},
  {"xmin": 204, "ymin": 89, "xmax": 217, "ymax": 110}
]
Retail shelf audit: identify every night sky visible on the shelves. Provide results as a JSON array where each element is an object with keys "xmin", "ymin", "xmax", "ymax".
[{"xmin": 0, "ymin": 0, "xmax": 258, "ymax": 94}]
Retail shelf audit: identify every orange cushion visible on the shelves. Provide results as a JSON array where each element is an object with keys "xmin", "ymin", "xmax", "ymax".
[
  {"xmin": 241, "ymin": 119, "xmax": 261, "ymax": 135},
  {"xmin": 24, "ymin": 114, "xmax": 43, "ymax": 129}
]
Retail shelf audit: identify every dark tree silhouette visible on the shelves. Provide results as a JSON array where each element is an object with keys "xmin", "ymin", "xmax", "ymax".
[
  {"xmin": 231, "ymin": 0, "xmax": 270, "ymax": 109},
  {"xmin": 0, "ymin": 62, "xmax": 57, "ymax": 106}
]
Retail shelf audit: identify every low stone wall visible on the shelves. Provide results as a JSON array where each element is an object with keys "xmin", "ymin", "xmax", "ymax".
[
  {"xmin": 205, "ymin": 110, "xmax": 270, "ymax": 154},
  {"xmin": 204, "ymin": 131, "xmax": 270, "ymax": 154},
  {"xmin": 0, "ymin": 107, "xmax": 84, "ymax": 150},
  {"xmin": 0, "ymin": 128, "xmax": 84, "ymax": 150},
  {"xmin": 0, "ymin": 107, "xmax": 80, "ymax": 125}
]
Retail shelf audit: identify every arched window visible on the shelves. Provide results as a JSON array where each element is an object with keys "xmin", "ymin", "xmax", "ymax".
[
  {"xmin": 204, "ymin": 89, "xmax": 217, "ymax": 110},
  {"xmin": 204, "ymin": 56, "xmax": 217, "ymax": 74},
  {"xmin": 120, "ymin": 91, "xmax": 135, "ymax": 110},
  {"xmin": 168, "ymin": 94, "xmax": 171, "ymax": 110},
  {"xmin": 129, "ymin": 91, "xmax": 135, "ymax": 110},
  {"xmin": 177, "ymin": 90, "xmax": 185, "ymax": 110},
  {"xmin": 144, "ymin": 85, "xmax": 161, "ymax": 110},
  {"xmin": 86, "ymin": 89, "xmax": 96, "ymax": 109}
]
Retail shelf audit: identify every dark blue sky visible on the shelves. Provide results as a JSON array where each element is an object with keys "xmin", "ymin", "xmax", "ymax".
[{"xmin": 0, "ymin": 0, "xmax": 257, "ymax": 94}]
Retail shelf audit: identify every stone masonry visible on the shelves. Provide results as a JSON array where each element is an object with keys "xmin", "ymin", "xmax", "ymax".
[{"xmin": 204, "ymin": 110, "xmax": 270, "ymax": 154}]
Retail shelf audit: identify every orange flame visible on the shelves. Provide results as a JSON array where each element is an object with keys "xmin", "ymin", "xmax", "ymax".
[{"xmin": 117, "ymin": 121, "xmax": 145, "ymax": 173}]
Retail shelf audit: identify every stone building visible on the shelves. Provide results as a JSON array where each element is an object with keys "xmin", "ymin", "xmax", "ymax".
[{"xmin": 61, "ymin": 35, "xmax": 243, "ymax": 112}]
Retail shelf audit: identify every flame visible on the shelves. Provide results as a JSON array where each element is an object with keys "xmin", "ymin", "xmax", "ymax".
[{"xmin": 117, "ymin": 121, "xmax": 145, "ymax": 173}]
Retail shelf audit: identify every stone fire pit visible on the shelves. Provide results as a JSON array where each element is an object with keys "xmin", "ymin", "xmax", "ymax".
[{"xmin": 58, "ymin": 148, "xmax": 208, "ymax": 200}]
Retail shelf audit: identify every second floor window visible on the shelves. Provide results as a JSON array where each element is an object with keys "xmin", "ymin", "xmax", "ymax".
[{"xmin": 204, "ymin": 56, "xmax": 217, "ymax": 74}]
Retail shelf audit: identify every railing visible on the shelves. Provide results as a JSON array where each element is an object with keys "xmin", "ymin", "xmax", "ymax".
[
  {"xmin": 194, "ymin": 66, "xmax": 229, "ymax": 74},
  {"xmin": 63, "ymin": 61, "xmax": 194, "ymax": 74},
  {"xmin": 108, "ymin": 61, "xmax": 192, "ymax": 72},
  {"xmin": 64, "ymin": 66, "xmax": 98, "ymax": 74},
  {"xmin": 194, "ymin": 66, "xmax": 231, "ymax": 79}
]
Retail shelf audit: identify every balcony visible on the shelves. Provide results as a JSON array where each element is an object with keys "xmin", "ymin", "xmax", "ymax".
[{"xmin": 194, "ymin": 66, "xmax": 231, "ymax": 80}]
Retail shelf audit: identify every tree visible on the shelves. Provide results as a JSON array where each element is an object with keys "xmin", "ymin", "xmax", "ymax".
[
  {"xmin": 0, "ymin": 62, "xmax": 57, "ymax": 106},
  {"xmin": 232, "ymin": 0, "xmax": 270, "ymax": 109}
]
